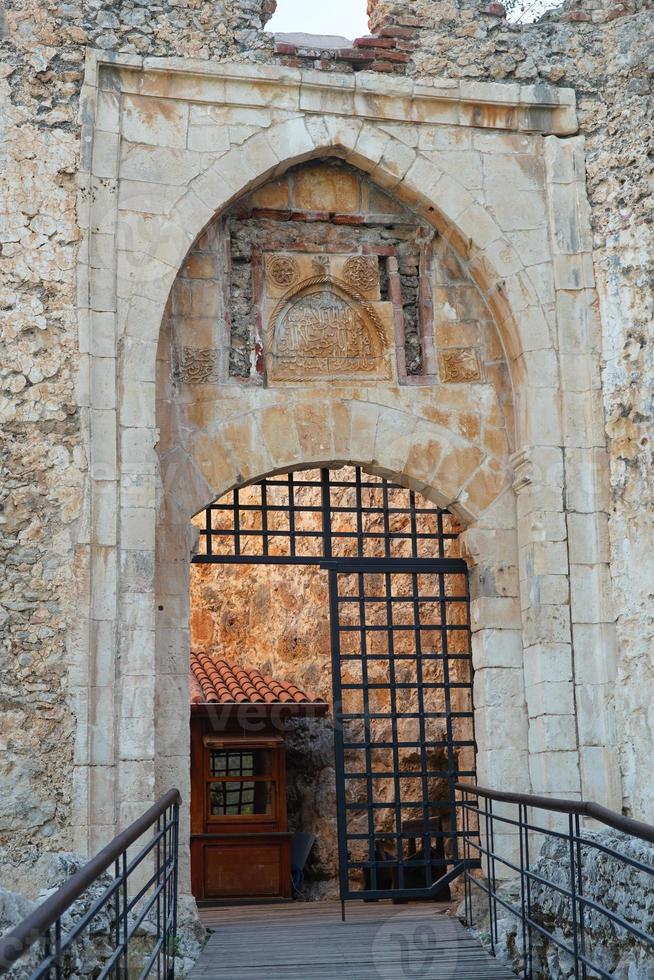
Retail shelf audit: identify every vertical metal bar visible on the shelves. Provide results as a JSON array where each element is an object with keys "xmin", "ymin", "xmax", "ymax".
[
  {"xmin": 121, "ymin": 851, "xmax": 128, "ymax": 980},
  {"xmin": 162, "ymin": 812, "xmax": 168, "ymax": 979},
  {"xmin": 288, "ymin": 473, "xmax": 296, "ymax": 559},
  {"xmin": 172, "ymin": 802, "xmax": 180, "ymax": 980},
  {"xmin": 519, "ymin": 804, "xmax": 528, "ymax": 980},
  {"xmin": 575, "ymin": 813, "xmax": 587, "ymax": 980},
  {"xmin": 384, "ymin": 568, "xmax": 405, "ymax": 892},
  {"xmin": 464, "ymin": 568, "xmax": 477, "ymax": 792},
  {"xmin": 357, "ymin": 568, "xmax": 377, "ymax": 895},
  {"xmin": 437, "ymin": 509, "xmax": 445, "ymax": 560},
  {"xmin": 569, "ymin": 813, "xmax": 581, "ymax": 979},
  {"xmin": 233, "ymin": 488, "xmax": 241, "ymax": 557},
  {"xmin": 321, "ymin": 469, "xmax": 332, "ymax": 559},
  {"xmin": 327, "ymin": 569, "xmax": 351, "ymax": 906},
  {"xmin": 54, "ymin": 918, "xmax": 62, "ymax": 980},
  {"xmin": 483, "ymin": 796, "xmax": 496, "ymax": 956},
  {"xmin": 156, "ymin": 813, "xmax": 162, "ymax": 980},
  {"xmin": 205, "ymin": 507, "xmax": 213, "ymax": 557},
  {"xmin": 488, "ymin": 797, "xmax": 498, "ymax": 946},
  {"xmin": 43, "ymin": 925, "xmax": 52, "ymax": 980},
  {"xmin": 114, "ymin": 856, "xmax": 121, "ymax": 977},
  {"xmin": 169, "ymin": 805, "xmax": 174, "ymax": 977},
  {"xmin": 261, "ymin": 480, "xmax": 269, "ymax": 558},
  {"xmin": 411, "ymin": 566, "xmax": 432, "ymax": 890},
  {"xmin": 381, "ymin": 478, "xmax": 392, "ymax": 559},
  {"xmin": 462, "ymin": 792, "xmax": 472, "ymax": 926},
  {"xmin": 438, "ymin": 566, "xmax": 459, "ymax": 864},
  {"xmin": 524, "ymin": 806, "xmax": 533, "ymax": 980},
  {"xmin": 409, "ymin": 490, "xmax": 419, "ymax": 560},
  {"xmin": 355, "ymin": 467, "xmax": 364, "ymax": 558}
]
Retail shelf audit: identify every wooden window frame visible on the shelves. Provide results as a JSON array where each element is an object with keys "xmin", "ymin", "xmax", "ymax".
[{"xmin": 202, "ymin": 736, "xmax": 284, "ymax": 827}]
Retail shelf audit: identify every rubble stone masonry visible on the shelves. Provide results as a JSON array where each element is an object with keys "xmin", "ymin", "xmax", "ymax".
[{"xmin": 0, "ymin": 0, "xmax": 652, "ymax": 902}]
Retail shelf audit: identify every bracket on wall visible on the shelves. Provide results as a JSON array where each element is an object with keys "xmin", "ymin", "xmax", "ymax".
[{"xmin": 510, "ymin": 448, "xmax": 535, "ymax": 493}]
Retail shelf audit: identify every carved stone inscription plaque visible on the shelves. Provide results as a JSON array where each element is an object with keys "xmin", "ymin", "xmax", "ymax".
[
  {"xmin": 276, "ymin": 290, "xmax": 377, "ymax": 377},
  {"xmin": 263, "ymin": 252, "xmax": 394, "ymax": 383}
]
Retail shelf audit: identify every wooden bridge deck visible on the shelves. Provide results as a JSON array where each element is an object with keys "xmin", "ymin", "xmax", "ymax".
[{"xmin": 190, "ymin": 901, "xmax": 517, "ymax": 979}]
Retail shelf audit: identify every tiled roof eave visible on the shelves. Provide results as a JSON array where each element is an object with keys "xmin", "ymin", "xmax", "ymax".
[{"xmin": 190, "ymin": 652, "xmax": 328, "ymax": 709}]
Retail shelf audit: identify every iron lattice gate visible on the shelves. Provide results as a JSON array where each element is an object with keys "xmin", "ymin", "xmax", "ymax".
[
  {"xmin": 324, "ymin": 558, "xmax": 475, "ymax": 900},
  {"xmin": 193, "ymin": 466, "xmax": 476, "ymax": 901}
]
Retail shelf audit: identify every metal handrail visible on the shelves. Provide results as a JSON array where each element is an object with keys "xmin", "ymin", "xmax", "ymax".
[
  {"xmin": 456, "ymin": 782, "xmax": 654, "ymax": 980},
  {"xmin": 454, "ymin": 781, "xmax": 654, "ymax": 845},
  {"xmin": 0, "ymin": 788, "xmax": 181, "ymax": 976}
]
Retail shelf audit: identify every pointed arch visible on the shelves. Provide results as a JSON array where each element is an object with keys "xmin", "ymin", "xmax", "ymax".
[{"xmin": 116, "ymin": 116, "xmax": 550, "ymax": 428}]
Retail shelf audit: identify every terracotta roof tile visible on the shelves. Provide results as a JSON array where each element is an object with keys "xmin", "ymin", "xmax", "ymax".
[{"xmin": 190, "ymin": 653, "xmax": 326, "ymax": 706}]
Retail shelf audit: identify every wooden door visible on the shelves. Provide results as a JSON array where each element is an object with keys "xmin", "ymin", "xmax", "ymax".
[{"xmin": 190, "ymin": 726, "xmax": 292, "ymax": 902}]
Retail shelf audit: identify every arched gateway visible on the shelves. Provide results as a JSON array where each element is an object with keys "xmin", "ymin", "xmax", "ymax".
[
  {"xmin": 190, "ymin": 465, "xmax": 475, "ymax": 902},
  {"xmin": 74, "ymin": 56, "xmax": 619, "ymax": 895}
]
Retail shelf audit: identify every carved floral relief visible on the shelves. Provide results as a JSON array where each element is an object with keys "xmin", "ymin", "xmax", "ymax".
[
  {"xmin": 438, "ymin": 348, "xmax": 483, "ymax": 383},
  {"xmin": 173, "ymin": 346, "xmax": 223, "ymax": 384},
  {"xmin": 266, "ymin": 254, "xmax": 300, "ymax": 289},
  {"xmin": 343, "ymin": 255, "xmax": 378, "ymax": 293}
]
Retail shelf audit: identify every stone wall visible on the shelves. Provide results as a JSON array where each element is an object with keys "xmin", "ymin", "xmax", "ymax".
[
  {"xmin": 0, "ymin": 853, "xmax": 205, "ymax": 976},
  {"xmin": 360, "ymin": 0, "xmax": 654, "ymax": 818},
  {"xmin": 270, "ymin": 3, "xmax": 654, "ymax": 823},
  {"xmin": 0, "ymin": 0, "xmax": 651, "ymax": 912},
  {"xmin": 468, "ymin": 830, "xmax": 654, "ymax": 978}
]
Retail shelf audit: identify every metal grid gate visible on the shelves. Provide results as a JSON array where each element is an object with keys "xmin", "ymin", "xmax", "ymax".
[{"xmin": 193, "ymin": 466, "xmax": 476, "ymax": 901}]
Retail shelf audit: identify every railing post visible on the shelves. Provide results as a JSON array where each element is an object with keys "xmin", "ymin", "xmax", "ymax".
[
  {"xmin": 43, "ymin": 924, "xmax": 52, "ymax": 980},
  {"xmin": 523, "ymin": 803, "xmax": 532, "ymax": 980},
  {"xmin": 163, "ymin": 808, "xmax": 169, "ymax": 978},
  {"xmin": 54, "ymin": 918, "xmax": 62, "ymax": 980},
  {"xmin": 171, "ymin": 801, "xmax": 180, "ymax": 980},
  {"xmin": 568, "ymin": 814, "xmax": 581, "ymax": 980},
  {"xmin": 121, "ymin": 850, "xmax": 129, "ymax": 980},
  {"xmin": 488, "ymin": 797, "xmax": 498, "ymax": 947},
  {"xmin": 462, "ymin": 790, "xmax": 472, "ymax": 927},
  {"xmin": 483, "ymin": 795, "xmax": 495, "ymax": 955},
  {"xmin": 114, "ymin": 856, "xmax": 121, "ymax": 975},
  {"xmin": 518, "ymin": 803, "xmax": 528, "ymax": 980},
  {"xmin": 156, "ymin": 811, "xmax": 163, "ymax": 977},
  {"xmin": 574, "ymin": 813, "xmax": 587, "ymax": 980}
]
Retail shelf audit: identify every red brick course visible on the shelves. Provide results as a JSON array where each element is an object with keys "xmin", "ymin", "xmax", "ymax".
[{"xmin": 273, "ymin": 23, "xmax": 418, "ymax": 75}]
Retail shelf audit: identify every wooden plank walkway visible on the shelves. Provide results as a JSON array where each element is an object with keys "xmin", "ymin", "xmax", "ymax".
[{"xmin": 191, "ymin": 901, "xmax": 516, "ymax": 979}]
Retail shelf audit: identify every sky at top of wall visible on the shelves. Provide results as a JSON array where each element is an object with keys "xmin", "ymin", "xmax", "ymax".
[
  {"xmin": 265, "ymin": 0, "xmax": 562, "ymax": 34},
  {"xmin": 266, "ymin": 0, "xmax": 370, "ymax": 39}
]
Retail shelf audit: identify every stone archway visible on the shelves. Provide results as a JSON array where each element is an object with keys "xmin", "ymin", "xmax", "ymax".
[
  {"xmin": 75, "ymin": 53, "xmax": 619, "ymax": 867},
  {"xmin": 154, "ymin": 413, "xmax": 525, "ymax": 890}
]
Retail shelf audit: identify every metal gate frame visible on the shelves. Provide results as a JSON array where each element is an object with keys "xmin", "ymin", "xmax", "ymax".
[
  {"xmin": 323, "ymin": 557, "xmax": 476, "ymax": 902},
  {"xmin": 193, "ymin": 467, "xmax": 478, "ymax": 903}
]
